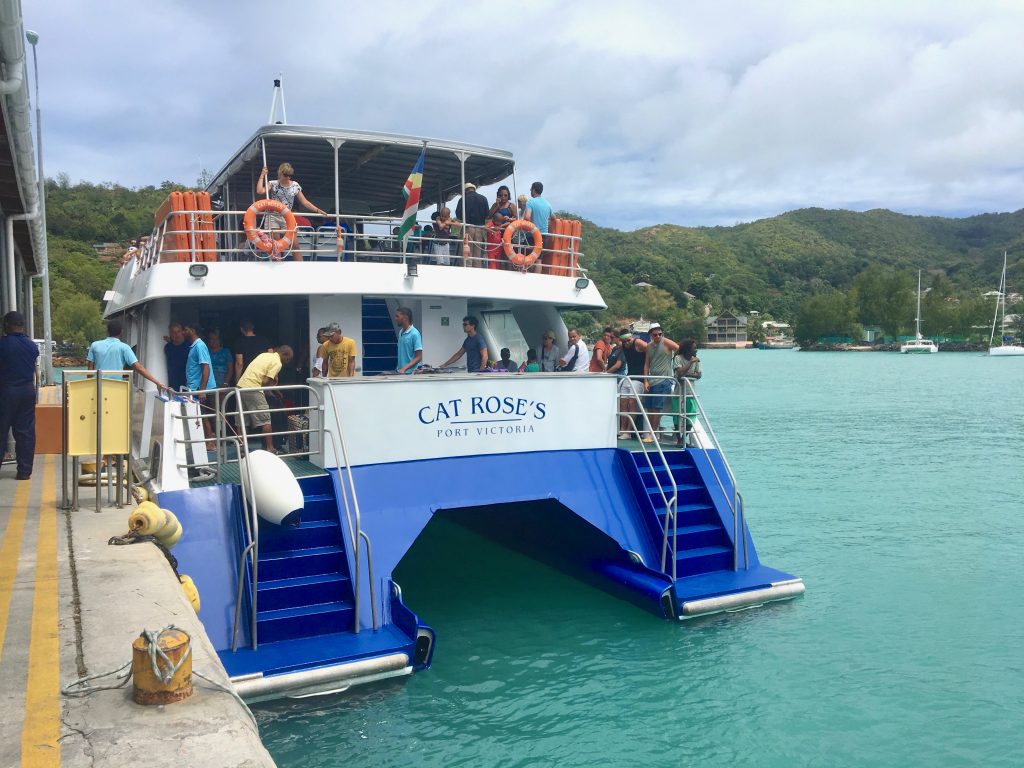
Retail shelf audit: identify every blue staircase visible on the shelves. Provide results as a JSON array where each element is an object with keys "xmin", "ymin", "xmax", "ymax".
[
  {"xmin": 625, "ymin": 448, "xmax": 802, "ymax": 616},
  {"xmin": 361, "ymin": 297, "xmax": 398, "ymax": 375},
  {"xmin": 629, "ymin": 450, "xmax": 734, "ymax": 578},
  {"xmin": 253, "ymin": 474, "xmax": 356, "ymax": 644}
]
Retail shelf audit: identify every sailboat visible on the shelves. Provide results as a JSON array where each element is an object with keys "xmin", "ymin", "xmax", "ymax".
[
  {"xmin": 988, "ymin": 252, "xmax": 1024, "ymax": 357},
  {"xmin": 900, "ymin": 270, "xmax": 938, "ymax": 354}
]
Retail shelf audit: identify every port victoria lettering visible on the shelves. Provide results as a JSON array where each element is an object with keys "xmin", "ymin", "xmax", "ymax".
[{"xmin": 418, "ymin": 394, "xmax": 548, "ymax": 439}]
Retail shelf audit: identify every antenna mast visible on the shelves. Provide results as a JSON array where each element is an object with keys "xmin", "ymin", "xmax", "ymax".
[{"xmin": 268, "ymin": 75, "xmax": 288, "ymax": 125}]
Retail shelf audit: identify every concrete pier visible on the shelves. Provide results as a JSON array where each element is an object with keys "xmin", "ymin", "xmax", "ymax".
[{"xmin": 0, "ymin": 455, "xmax": 276, "ymax": 767}]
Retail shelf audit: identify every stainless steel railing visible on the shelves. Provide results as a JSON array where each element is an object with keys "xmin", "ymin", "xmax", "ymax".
[
  {"xmin": 132, "ymin": 208, "xmax": 588, "ymax": 278},
  {"xmin": 615, "ymin": 374, "xmax": 681, "ymax": 579},
  {"xmin": 677, "ymin": 377, "xmax": 748, "ymax": 570},
  {"xmin": 168, "ymin": 382, "xmax": 377, "ymax": 649}
]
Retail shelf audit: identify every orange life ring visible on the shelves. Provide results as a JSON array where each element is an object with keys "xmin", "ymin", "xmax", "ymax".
[
  {"xmin": 502, "ymin": 219, "xmax": 543, "ymax": 268},
  {"xmin": 243, "ymin": 199, "xmax": 297, "ymax": 259}
]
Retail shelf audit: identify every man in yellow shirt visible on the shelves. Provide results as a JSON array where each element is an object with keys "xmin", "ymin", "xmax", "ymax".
[
  {"xmin": 238, "ymin": 345, "xmax": 294, "ymax": 452},
  {"xmin": 320, "ymin": 323, "xmax": 356, "ymax": 377}
]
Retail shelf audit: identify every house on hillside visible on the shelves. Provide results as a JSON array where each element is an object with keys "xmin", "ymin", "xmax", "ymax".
[{"xmin": 706, "ymin": 311, "xmax": 748, "ymax": 348}]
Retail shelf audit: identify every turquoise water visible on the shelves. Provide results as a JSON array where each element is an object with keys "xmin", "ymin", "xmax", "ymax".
[{"xmin": 256, "ymin": 351, "xmax": 1024, "ymax": 767}]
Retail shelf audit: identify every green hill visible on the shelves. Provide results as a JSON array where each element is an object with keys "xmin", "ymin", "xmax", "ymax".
[{"xmin": 36, "ymin": 177, "xmax": 1024, "ymax": 348}]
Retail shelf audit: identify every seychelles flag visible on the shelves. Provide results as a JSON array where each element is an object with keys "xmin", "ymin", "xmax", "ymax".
[{"xmin": 399, "ymin": 149, "xmax": 425, "ymax": 252}]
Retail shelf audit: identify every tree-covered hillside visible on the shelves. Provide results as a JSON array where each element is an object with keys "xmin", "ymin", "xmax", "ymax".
[{"xmin": 36, "ymin": 177, "xmax": 1023, "ymax": 350}]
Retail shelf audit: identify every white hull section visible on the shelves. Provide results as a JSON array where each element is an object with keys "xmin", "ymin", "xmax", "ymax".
[{"xmin": 989, "ymin": 345, "xmax": 1024, "ymax": 357}]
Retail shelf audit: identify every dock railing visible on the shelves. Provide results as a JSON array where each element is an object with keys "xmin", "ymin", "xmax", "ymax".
[
  {"xmin": 167, "ymin": 382, "xmax": 377, "ymax": 650},
  {"xmin": 134, "ymin": 208, "xmax": 588, "ymax": 279}
]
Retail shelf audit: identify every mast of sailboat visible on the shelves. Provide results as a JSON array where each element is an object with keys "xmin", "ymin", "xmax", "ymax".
[
  {"xmin": 988, "ymin": 251, "xmax": 1007, "ymax": 347},
  {"xmin": 915, "ymin": 269, "xmax": 923, "ymax": 340}
]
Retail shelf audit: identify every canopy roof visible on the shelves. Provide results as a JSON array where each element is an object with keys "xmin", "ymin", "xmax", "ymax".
[{"xmin": 207, "ymin": 125, "xmax": 516, "ymax": 217}]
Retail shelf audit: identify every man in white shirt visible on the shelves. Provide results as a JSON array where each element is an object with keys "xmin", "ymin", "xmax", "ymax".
[{"xmin": 560, "ymin": 328, "xmax": 591, "ymax": 372}]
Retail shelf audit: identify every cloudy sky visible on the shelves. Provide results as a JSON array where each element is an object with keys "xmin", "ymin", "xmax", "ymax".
[{"xmin": 25, "ymin": 0, "xmax": 1024, "ymax": 229}]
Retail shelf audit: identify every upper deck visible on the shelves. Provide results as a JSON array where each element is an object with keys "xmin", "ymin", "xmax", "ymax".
[{"xmin": 105, "ymin": 126, "xmax": 602, "ymax": 314}]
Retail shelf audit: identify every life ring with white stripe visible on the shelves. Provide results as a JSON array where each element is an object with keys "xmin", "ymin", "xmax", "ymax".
[
  {"xmin": 502, "ymin": 219, "xmax": 542, "ymax": 268},
  {"xmin": 243, "ymin": 199, "xmax": 297, "ymax": 260}
]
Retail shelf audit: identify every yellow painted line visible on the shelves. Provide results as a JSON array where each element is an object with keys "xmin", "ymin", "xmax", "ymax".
[
  {"xmin": 0, "ymin": 472, "xmax": 31, "ymax": 664},
  {"xmin": 21, "ymin": 457, "xmax": 61, "ymax": 767}
]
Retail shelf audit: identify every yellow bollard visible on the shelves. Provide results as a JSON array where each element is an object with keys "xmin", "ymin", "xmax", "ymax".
[{"xmin": 131, "ymin": 628, "xmax": 193, "ymax": 705}]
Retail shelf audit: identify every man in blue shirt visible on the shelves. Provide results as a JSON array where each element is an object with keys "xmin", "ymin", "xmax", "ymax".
[
  {"xmin": 524, "ymin": 181, "xmax": 554, "ymax": 234},
  {"xmin": 87, "ymin": 319, "xmax": 165, "ymax": 389},
  {"xmin": 183, "ymin": 322, "xmax": 215, "ymax": 391},
  {"xmin": 0, "ymin": 312, "xmax": 38, "ymax": 479},
  {"xmin": 440, "ymin": 315, "xmax": 488, "ymax": 372},
  {"xmin": 395, "ymin": 307, "xmax": 423, "ymax": 375}
]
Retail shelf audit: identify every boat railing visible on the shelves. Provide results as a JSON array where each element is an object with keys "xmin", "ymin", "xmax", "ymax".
[
  {"xmin": 167, "ymin": 382, "xmax": 376, "ymax": 648},
  {"xmin": 616, "ymin": 374, "xmax": 681, "ymax": 579},
  {"xmin": 134, "ymin": 208, "xmax": 587, "ymax": 278},
  {"xmin": 678, "ymin": 378, "xmax": 748, "ymax": 570}
]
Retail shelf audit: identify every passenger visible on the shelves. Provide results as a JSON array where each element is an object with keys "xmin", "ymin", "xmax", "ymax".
[
  {"xmin": 182, "ymin": 321, "xmax": 217, "ymax": 450},
  {"xmin": 431, "ymin": 208, "xmax": 455, "ymax": 266},
  {"xmin": 164, "ymin": 321, "xmax": 190, "ymax": 392},
  {"xmin": 590, "ymin": 327, "xmax": 613, "ymax": 372},
  {"xmin": 321, "ymin": 322, "xmax": 357, "ymax": 378},
  {"xmin": 0, "ymin": 311, "xmax": 39, "ymax": 480},
  {"xmin": 538, "ymin": 330, "xmax": 560, "ymax": 372},
  {"xmin": 484, "ymin": 214, "xmax": 504, "ymax": 269},
  {"xmin": 378, "ymin": 226, "xmax": 402, "ymax": 256},
  {"xmin": 522, "ymin": 348, "xmax": 541, "ymax": 372},
  {"xmin": 233, "ymin": 319, "xmax": 274, "ymax": 383},
  {"xmin": 440, "ymin": 315, "xmax": 488, "ymax": 372},
  {"xmin": 617, "ymin": 329, "xmax": 647, "ymax": 438},
  {"xmin": 559, "ymin": 328, "xmax": 590, "ymax": 372},
  {"xmin": 313, "ymin": 327, "xmax": 329, "ymax": 378},
  {"xmin": 642, "ymin": 323, "xmax": 679, "ymax": 443},
  {"xmin": 419, "ymin": 223, "xmax": 434, "ymax": 258},
  {"xmin": 237, "ymin": 345, "xmax": 294, "ymax": 453},
  {"xmin": 672, "ymin": 338, "xmax": 702, "ymax": 446},
  {"xmin": 256, "ymin": 163, "xmax": 329, "ymax": 262},
  {"xmin": 524, "ymin": 181, "xmax": 555, "ymax": 269},
  {"xmin": 487, "ymin": 185, "xmax": 517, "ymax": 226},
  {"xmin": 605, "ymin": 332, "xmax": 631, "ymax": 439},
  {"xmin": 517, "ymin": 194, "xmax": 528, "ymax": 218},
  {"xmin": 455, "ymin": 182, "xmax": 489, "ymax": 267},
  {"xmin": 206, "ymin": 328, "xmax": 233, "ymax": 387},
  {"xmin": 121, "ymin": 239, "xmax": 139, "ymax": 265},
  {"xmin": 395, "ymin": 307, "xmax": 423, "ymax": 375},
  {"xmin": 87, "ymin": 319, "xmax": 164, "ymax": 390},
  {"xmin": 495, "ymin": 348, "xmax": 517, "ymax": 372}
]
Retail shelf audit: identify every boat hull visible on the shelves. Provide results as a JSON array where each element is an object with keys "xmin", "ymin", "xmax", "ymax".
[{"xmin": 989, "ymin": 345, "xmax": 1024, "ymax": 356}]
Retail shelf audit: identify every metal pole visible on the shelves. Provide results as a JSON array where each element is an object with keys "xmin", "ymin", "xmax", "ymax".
[
  {"xmin": 95, "ymin": 372, "xmax": 102, "ymax": 513},
  {"xmin": 261, "ymin": 139, "xmax": 269, "ymax": 199},
  {"xmin": 27, "ymin": 33, "xmax": 53, "ymax": 386}
]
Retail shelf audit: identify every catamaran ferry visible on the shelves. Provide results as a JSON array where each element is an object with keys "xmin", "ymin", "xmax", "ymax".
[{"xmin": 101, "ymin": 112, "xmax": 804, "ymax": 702}]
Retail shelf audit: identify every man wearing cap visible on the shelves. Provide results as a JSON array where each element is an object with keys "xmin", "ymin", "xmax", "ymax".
[
  {"xmin": 0, "ymin": 311, "xmax": 38, "ymax": 480},
  {"xmin": 642, "ymin": 323, "xmax": 679, "ymax": 442},
  {"xmin": 455, "ymin": 182, "xmax": 489, "ymax": 267},
  {"xmin": 321, "ymin": 323, "xmax": 357, "ymax": 377}
]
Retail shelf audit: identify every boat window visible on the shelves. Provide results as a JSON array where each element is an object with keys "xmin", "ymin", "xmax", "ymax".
[{"xmin": 481, "ymin": 311, "xmax": 528, "ymax": 364}]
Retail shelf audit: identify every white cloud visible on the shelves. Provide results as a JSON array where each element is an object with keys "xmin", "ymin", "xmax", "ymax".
[{"xmin": 25, "ymin": 0, "xmax": 1024, "ymax": 228}]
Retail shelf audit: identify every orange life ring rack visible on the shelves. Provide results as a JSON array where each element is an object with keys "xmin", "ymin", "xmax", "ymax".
[
  {"xmin": 243, "ymin": 199, "xmax": 297, "ymax": 259},
  {"xmin": 502, "ymin": 219, "xmax": 543, "ymax": 268}
]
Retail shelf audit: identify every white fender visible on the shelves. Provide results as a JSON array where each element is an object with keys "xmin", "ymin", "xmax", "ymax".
[{"xmin": 239, "ymin": 450, "xmax": 304, "ymax": 526}]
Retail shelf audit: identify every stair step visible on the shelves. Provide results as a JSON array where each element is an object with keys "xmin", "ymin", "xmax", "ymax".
[
  {"xmin": 669, "ymin": 523, "xmax": 729, "ymax": 549},
  {"xmin": 675, "ymin": 545, "xmax": 734, "ymax": 577},
  {"xmin": 257, "ymin": 572, "xmax": 352, "ymax": 612},
  {"xmin": 259, "ymin": 519, "xmax": 342, "ymax": 553},
  {"xmin": 256, "ymin": 600, "xmax": 356, "ymax": 644},
  {"xmin": 258, "ymin": 545, "xmax": 346, "ymax": 580}
]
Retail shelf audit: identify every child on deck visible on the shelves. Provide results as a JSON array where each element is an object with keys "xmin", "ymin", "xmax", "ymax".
[{"xmin": 485, "ymin": 214, "xmax": 504, "ymax": 269}]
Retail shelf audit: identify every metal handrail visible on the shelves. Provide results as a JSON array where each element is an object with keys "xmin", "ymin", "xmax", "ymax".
[
  {"xmin": 616, "ymin": 374, "xmax": 681, "ymax": 579},
  {"xmin": 134, "ymin": 207, "xmax": 587, "ymax": 278},
  {"xmin": 184, "ymin": 382, "xmax": 378, "ymax": 640},
  {"xmin": 320, "ymin": 383, "xmax": 378, "ymax": 631},
  {"xmin": 678, "ymin": 378, "xmax": 748, "ymax": 570}
]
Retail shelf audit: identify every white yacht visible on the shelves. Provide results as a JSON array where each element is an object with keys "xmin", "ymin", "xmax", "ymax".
[
  {"xmin": 988, "ymin": 252, "xmax": 1024, "ymax": 356},
  {"xmin": 99, "ymin": 114, "xmax": 803, "ymax": 702},
  {"xmin": 900, "ymin": 270, "xmax": 938, "ymax": 354}
]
